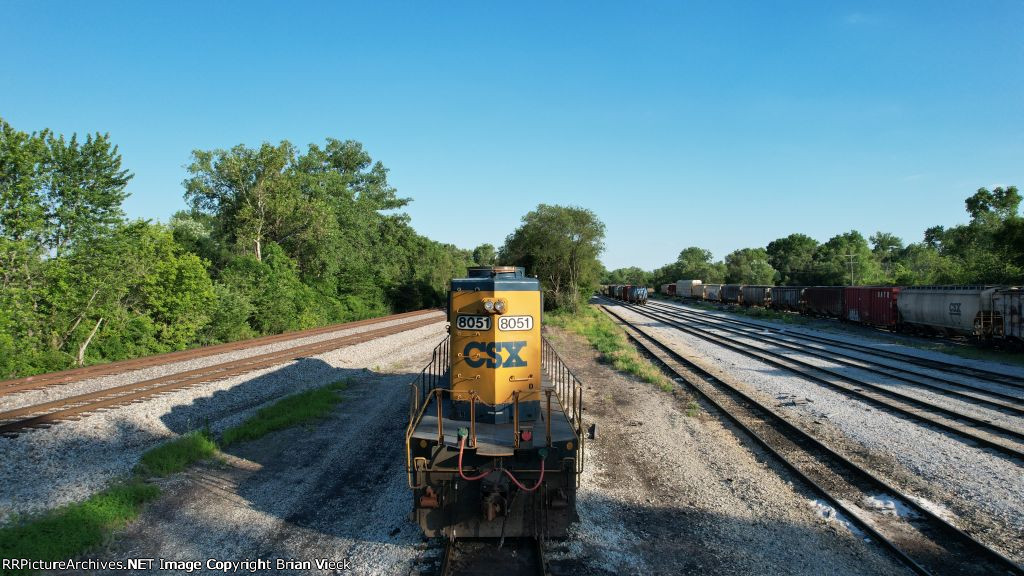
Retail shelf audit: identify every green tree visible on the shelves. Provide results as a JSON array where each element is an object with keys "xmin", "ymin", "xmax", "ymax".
[
  {"xmin": 923, "ymin": 186, "xmax": 1021, "ymax": 283},
  {"xmin": 500, "ymin": 204, "xmax": 605, "ymax": 311},
  {"xmin": 42, "ymin": 131, "xmax": 131, "ymax": 256},
  {"xmin": 472, "ymin": 243, "xmax": 496, "ymax": 266},
  {"xmin": 766, "ymin": 233, "xmax": 818, "ymax": 285},
  {"xmin": 603, "ymin": 266, "xmax": 651, "ymax": 285},
  {"xmin": 724, "ymin": 247, "xmax": 776, "ymax": 284},
  {"xmin": 652, "ymin": 246, "xmax": 726, "ymax": 287},
  {"xmin": 869, "ymin": 231, "xmax": 904, "ymax": 280},
  {"xmin": 810, "ymin": 230, "xmax": 883, "ymax": 285}
]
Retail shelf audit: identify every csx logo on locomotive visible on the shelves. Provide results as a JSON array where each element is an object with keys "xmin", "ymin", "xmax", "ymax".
[{"xmin": 463, "ymin": 341, "xmax": 528, "ymax": 368}]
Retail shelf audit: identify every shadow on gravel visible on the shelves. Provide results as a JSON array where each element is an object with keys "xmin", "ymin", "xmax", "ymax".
[
  {"xmin": 560, "ymin": 491, "xmax": 897, "ymax": 576},
  {"xmin": 159, "ymin": 358, "xmax": 372, "ymax": 436},
  {"xmin": 165, "ymin": 362, "xmax": 425, "ymax": 552}
]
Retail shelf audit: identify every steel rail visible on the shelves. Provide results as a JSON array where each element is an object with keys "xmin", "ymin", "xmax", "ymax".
[
  {"xmin": 439, "ymin": 538, "xmax": 548, "ymax": 576},
  {"xmin": 0, "ymin": 309, "xmax": 439, "ymax": 396},
  {"xmin": 606, "ymin": 298, "xmax": 1024, "ymax": 460},
  {"xmin": 646, "ymin": 301, "xmax": 1024, "ymax": 415},
  {"xmin": 599, "ymin": 304, "xmax": 1023, "ymax": 576},
  {"xmin": 650, "ymin": 298, "xmax": 1024, "ymax": 390},
  {"xmin": 0, "ymin": 315, "xmax": 442, "ymax": 436}
]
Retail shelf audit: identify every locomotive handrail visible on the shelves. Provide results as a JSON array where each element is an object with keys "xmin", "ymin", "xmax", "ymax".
[{"xmin": 406, "ymin": 334, "xmax": 585, "ymax": 485}]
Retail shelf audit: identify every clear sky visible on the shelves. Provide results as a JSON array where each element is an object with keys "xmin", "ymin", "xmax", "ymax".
[{"xmin": 3, "ymin": 1, "xmax": 1022, "ymax": 270}]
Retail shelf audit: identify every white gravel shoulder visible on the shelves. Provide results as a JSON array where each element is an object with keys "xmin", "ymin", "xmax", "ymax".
[
  {"xmin": 614, "ymin": 304, "xmax": 1024, "ymax": 562},
  {"xmin": 653, "ymin": 298, "xmax": 1024, "ymax": 379},
  {"xmin": 0, "ymin": 312, "xmax": 445, "ymax": 413},
  {"xmin": 0, "ymin": 317, "xmax": 446, "ymax": 524},
  {"xmin": 688, "ymin": 325, "xmax": 1024, "ymax": 434}
]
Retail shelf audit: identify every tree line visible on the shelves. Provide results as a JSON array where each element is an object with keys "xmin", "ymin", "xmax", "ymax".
[
  {"xmin": 0, "ymin": 119, "xmax": 479, "ymax": 378},
  {"xmin": 605, "ymin": 187, "xmax": 1023, "ymax": 289}
]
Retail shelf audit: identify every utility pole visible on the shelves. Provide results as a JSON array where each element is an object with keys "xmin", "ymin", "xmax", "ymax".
[{"xmin": 843, "ymin": 254, "xmax": 857, "ymax": 285}]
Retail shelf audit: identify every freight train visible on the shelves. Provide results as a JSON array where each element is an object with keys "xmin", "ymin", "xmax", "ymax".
[
  {"xmin": 603, "ymin": 284, "xmax": 649, "ymax": 304},
  {"xmin": 406, "ymin": 266, "xmax": 584, "ymax": 539},
  {"xmin": 657, "ymin": 282, "xmax": 1022, "ymax": 346}
]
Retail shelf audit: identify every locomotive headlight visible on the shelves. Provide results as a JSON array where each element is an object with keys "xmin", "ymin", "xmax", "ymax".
[
  {"xmin": 494, "ymin": 299, "xmax": 506, "ymax": 314},
  {"xmin": 483, "ymin": 300, "xmax": 495, "ymax": 313}
]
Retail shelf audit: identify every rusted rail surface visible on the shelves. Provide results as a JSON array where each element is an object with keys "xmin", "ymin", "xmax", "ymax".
[
  {"xmin": 0, "ymin": 314, "xmax": 443, "ymax": 436},
  {"xmin": 0, "ymin": 309, "xmax": 438, "ymax": 396}
]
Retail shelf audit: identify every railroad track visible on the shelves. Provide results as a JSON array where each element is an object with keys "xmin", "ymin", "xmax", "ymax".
[
  {"xmin": 646, "ymin": 300, "xmax": 1024, "ymax": 416},
  {"xmin": 598, "ymin": 303, "xmax": 1024, "ymax": 576},
  {"xmin": 653, "ymin": 298, "xmax": 1024, "ymax": 390},
  {"xmin": 0, "ymin": 313, "xmax": 443, "ymax": 436},
  {"xmin": 434, "ymin": 538, "xmax": 548, "ymax": 576},
  {"xmin": 606, "ymin": 298, "xmax": 1024, "ymax": 461},
  {"xmin": 0, "ymin": 309, "xmax": 439, "ymax": 397}
]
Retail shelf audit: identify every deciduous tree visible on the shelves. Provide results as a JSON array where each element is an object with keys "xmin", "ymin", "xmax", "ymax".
[{"xmin": 500, "ymin": 204, "xmax": 605, "ymax": 311}]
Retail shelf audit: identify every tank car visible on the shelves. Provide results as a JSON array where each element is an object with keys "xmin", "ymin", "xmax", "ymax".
[{"xmin": 406, "ymin": 266, "xmax": 583, "ymax": 538}]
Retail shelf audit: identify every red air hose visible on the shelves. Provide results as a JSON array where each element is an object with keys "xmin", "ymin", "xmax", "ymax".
[
  {"xmin": 457, "ymin": 436, "xmax": 546, "ymax": 491},
  {"xmin": 503, "ymin": 458, "xmax": 545, "ymax": 492},
  {"xmin": 458, "ymin": 436, "xmax": 492, "ymax": 481}
]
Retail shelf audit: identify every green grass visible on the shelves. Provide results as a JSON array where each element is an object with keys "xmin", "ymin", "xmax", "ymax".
[
  {"xmin": 220, "ymin": 379, "xmax": 349, "ymax": 446},
  {"xmin": 548, "ymin": 306, "xmax": 675, "ymax": 393},
  {"xmin": 136, "ymin": 430, "xmax": 218, "ymax": 477},
  {"xmin": 0, "ymin": 480, "xmax": 159, "ymax": 575},
  {"xmin": 2, "ymin": 378, "xmax": 353, "ymax": 575}
]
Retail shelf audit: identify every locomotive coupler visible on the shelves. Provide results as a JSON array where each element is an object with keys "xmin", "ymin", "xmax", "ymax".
[{"xmin": 480, "ymin": 471, "xmax": 509, "ymax": 522}]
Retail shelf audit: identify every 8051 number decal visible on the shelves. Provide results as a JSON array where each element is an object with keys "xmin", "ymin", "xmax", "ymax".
[
  {"xmin": 498, "ymin": 315, "xmax": 533, "ymax": 331},
  {"xmin": 456, "ymin": 315, "xmax": 491, "ymax": 331}
]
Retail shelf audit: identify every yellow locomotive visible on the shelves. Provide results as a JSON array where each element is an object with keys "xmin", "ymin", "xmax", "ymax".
[{"xmin": 406, "ymin": 266, "xmax": 584, "ymax": 538}]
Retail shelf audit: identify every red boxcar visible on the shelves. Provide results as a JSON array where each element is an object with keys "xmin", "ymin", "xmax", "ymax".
[
  {"xmin": 843, "ymin": 286, "xmax": 901, "ymax": 329},
  {"xmin": 803, "ymin": 286, "xmax": 844, "ymax": 318}
]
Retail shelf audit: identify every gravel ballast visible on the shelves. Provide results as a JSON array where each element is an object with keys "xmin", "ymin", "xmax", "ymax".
[
  {"xmin": 0, "ymin": 313, "xmax": 446, "ymax": 523},
  {"xmin": 543, "ymin": 326, "xmax": 908, "ymax": 576},
  {"xmin": 46, "ymin": 321, "xmax": 911, "ymax": 576},
  {"xmin": 612, "ymin": 302, "xmax": 1024, "ymax": 564}
]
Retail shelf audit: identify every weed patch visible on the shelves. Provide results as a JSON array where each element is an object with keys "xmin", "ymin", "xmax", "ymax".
[
  {"xmin": 0, "ymin": 480, "xmax": 159, "ymax": 575},
  {"xmin": 548, "ymin": 306, "xmax": 675, "ymax": 392},
  {"xmin": 136, "ymin": 431, "xmax": 218, "ymax": 477},
  {"xmin": 221, "ymin": 379, "xmax": 349, "ymax": 446}
]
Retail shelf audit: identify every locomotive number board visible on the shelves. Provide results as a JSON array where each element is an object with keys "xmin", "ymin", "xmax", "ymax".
[
  {"xmin": 456, "ymin": 315, "xmax": 491, "ymax": 331},
  {"xmin": 497, "ymin": 315, "xmax": 534, "ymax": 331}
]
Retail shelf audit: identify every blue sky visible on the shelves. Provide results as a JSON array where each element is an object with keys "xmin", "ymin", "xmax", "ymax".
[{"xmin": 3, "ymin": 1, "xmax": 1022, "ymax": 270}]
